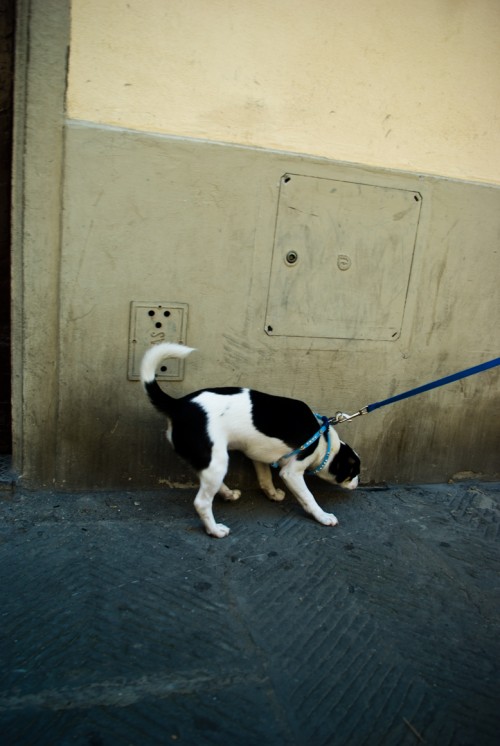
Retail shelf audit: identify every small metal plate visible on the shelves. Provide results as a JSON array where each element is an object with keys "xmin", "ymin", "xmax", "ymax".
[
  {"xmin": 265, "ymin": 174, "xmax": 422, "ymax": 341},
  {"xmin": 128, "ymin": 301, "xmax": 188, "ymax": 380}
]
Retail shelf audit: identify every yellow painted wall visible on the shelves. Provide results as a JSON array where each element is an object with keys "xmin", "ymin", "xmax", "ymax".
[{"xmin": 67, "ymin": 0, "xmax": 500, "ymax": 184}]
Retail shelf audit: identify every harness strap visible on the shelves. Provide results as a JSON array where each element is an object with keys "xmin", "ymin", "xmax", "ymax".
[
  {"xmin": 306, "ymin": 423, "xmax": 332, "ymax": 475},
  {"xmin": 271, "ymin": 414, "xmax": 331, "ymax": 473}
]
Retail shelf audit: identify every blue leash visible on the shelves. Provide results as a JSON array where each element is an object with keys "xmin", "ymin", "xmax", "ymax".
[
  {"xmin": 271, "ymin": 357, "xmax": 499, "ymax": 472},
  {"xmin": 330, "ymin": 357, "xmax": 500, "ymax": 425}
]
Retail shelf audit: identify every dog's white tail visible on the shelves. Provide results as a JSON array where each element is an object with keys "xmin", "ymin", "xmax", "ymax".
[{"xmin": 140, "ymin": 342, "xmax": 195, "ymax": 384}]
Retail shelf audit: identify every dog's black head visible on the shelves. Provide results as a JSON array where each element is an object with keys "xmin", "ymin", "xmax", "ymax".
[{"xmin": 327, "ymin": 441, "xmax": 360, "ymax": 489}]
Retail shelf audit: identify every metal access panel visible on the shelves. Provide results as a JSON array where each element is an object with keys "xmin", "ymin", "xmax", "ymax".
[
  {"xmin": 128, "ymin": 301, "xmax": 188, "ymax": 380},
  {"xmin": 265, "ymin": 174, "xmax": 422, "ymax": 340}
]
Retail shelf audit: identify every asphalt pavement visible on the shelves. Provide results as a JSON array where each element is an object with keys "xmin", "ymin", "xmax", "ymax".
[{"xmin": 1, "ymin": 478, "xmax": 499, "ymax": 745}]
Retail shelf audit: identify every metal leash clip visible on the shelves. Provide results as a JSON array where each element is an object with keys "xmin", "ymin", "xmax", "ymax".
[{"xmin": 329, "ymin": 407, "xmax": 368, "ymax": 425}]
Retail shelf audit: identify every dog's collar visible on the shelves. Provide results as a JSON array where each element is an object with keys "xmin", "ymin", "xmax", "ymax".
[{"xmin": 272, "ymin": 414, "xmax": 331, "ymax": 473}]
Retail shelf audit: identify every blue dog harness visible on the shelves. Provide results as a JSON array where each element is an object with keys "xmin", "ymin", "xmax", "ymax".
[{"xmin": 271, "ymin": 414, "xmax": 332, "ymax": 475}]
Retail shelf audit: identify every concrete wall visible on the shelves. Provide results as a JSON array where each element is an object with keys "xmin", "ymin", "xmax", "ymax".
[{"xmin": 13, "ymin": 0, "xmax": 500, "ymax": 489}]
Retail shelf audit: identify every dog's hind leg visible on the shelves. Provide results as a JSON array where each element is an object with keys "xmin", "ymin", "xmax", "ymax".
[
  {"xmin": 253, "ymin": 461, "xmax": 285, "ymax": 502},
  {"xmin": 218, "ymin": 483, "xmax": 241, "ymax": 501},
  {"xmin": 279, "ymin": 465, "xmax": 338, "ymax": 526},
  {"xmin": 194, "ymin": 454, "xmax": 231, "ymax": 538}
]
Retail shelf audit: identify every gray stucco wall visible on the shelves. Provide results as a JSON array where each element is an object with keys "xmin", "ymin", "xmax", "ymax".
[{"xmin": 33, "ymin": 121, "xmax": 499, "ymax": 488}]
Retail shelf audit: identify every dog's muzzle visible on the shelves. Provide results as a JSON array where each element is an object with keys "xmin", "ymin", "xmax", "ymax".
[{"xmin": 342, "ymin": 476, "xmax": 359, "ymax": 490}]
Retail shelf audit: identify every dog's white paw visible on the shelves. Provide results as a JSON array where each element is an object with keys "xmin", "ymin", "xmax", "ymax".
[
  {"xmin": 208, "ymin": 523, "xmax": 231, "ymax": 538},
  {"xmin": 219, "ymin": 485, "xmax": 241, "ymax": 501},
  {"xmin": 317, "ymin": 512, "xmax": 338, "ymax": 527},
  {"xmin": 225, "ymin": 489, "xmax": 241, "ymax": 502},
  {"xmin": 266, "ymin": 488, "xmax": 286, "ymax": 502}
]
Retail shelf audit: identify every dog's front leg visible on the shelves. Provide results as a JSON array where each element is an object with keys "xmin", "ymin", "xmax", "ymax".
[
  {"xmin": 279, "ymin": 464, "xmax": 338, "ymax": 526},
  {"xmin": 252, "ymin": 461, "xmax": 285, "ymax": 502}
]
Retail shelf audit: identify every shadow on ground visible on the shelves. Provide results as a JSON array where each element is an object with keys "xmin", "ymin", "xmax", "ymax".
[{"xmin": 1, "ymin": 480, "xmax": 499, "ymax": 745}]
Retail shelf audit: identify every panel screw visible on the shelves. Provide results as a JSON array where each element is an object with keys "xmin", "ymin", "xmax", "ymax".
[{"xmin": 285, "ymin": 250, "xmax": 299, "ymax": 265}]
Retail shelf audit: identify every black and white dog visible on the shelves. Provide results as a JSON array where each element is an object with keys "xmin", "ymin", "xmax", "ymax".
[{"xmin": 141, "ymin": 343, "xmax": 360, "ymax": 538}]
